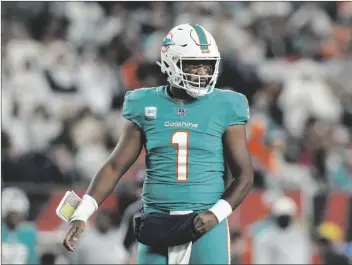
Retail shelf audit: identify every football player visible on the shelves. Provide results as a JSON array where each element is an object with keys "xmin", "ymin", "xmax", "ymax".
[
  {"xmin": 2, "ymin": 187, "xmax": 39, "ymax": 264},
  {"xmin": 63, "ymin": 23, "xmax": 253, "ymax": 264}
]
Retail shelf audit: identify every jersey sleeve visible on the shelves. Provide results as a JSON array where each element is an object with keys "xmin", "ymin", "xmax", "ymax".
[
  {"xmin": 227, "ymin": 92, "xmax": 250, "ymax": 126},
  {"xmin": 122, "ymin": 90, "xmax": 143, "ymax": 129}
]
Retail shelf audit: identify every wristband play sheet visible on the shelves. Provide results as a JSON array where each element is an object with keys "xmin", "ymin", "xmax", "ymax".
[{"xmin": 56, "ymin": 191, "xmax": 82, "ymax": 222}]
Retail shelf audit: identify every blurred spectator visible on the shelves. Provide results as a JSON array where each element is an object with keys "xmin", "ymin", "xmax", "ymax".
[
  {"xmin": 1, "ymin": 187, "xmax": 39, "ymax": 264},
  {"xmin": 330, "ymin": 141, "xmax": 352, "ymax": 192},
  {"xmin": 72, "ymin": 108, "xmax": 110, "ymax": 182},
  {"xmin": 76, "ymin": 47, "xmax": 121, "ymax": 116},
  {"xmin": 316, "ymin": 222, "xmax": 349, "ymax": 265},
  {"xmin": 278, "ymin": 61, "xmax": 342, "ymax": 138},
  {"xmin": 1, "ymin": 130, "xmax": 22, "ymax": 182},
  {"xmin": 48, "ymin": 143, "xmax": 81, "ymax": 183},
  {"xmin": 63, "ymin": 2, "xmax": 105, "ymax": 47},
  {"xmin": 28, "ymin": 104, "xmax": 62, "ymax": 152},
  {"xmin": 230, "ymin": 229, "xmax": 245, "ymax": 265},
  {"xmin": 317, "ymin": 237, "xmax": 349, "ymax": 265},
  {"xmin": 72, "ymin": 210, "xmax": 128, "ymax": 264},
  {"xmin": 252, "ymin": 196, "xmax": 311, "ymax": 264}
]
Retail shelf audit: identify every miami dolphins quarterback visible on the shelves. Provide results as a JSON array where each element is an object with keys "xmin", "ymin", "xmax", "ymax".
[{"xmin": 63, "ymin": 23, "xmax": 254, "ymax": 264}]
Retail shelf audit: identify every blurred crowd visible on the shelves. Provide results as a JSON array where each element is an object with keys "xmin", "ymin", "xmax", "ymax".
[{"xmin": 1, "ymin": 1, "xmax": 351, "ymax": 264}]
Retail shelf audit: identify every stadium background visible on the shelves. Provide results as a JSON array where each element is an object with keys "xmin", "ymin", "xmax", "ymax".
[{"xmin": 1, "ymin": 1, "xmax": 351, "ymax": 264}]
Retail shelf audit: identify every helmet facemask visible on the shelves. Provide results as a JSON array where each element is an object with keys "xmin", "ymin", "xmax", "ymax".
[
  {"xmin": 159, "ymin": 53, "xmax": 220, "ymax": 98},
  {"xmin": 179, "ymin": 59, "xmax": 219, "ymax": 98}
]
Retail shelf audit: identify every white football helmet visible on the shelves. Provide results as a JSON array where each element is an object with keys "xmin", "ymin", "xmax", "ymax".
[
  {"xmin": 157, "ymin": 24, "xmax": 221, "ymax": 98},
  {"xmin": 2, "ymin": 187, "xmax": 30, "ymax": 218}
]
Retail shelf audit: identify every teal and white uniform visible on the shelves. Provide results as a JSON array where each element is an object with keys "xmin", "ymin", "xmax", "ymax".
[
  {"xmin": 2, "ymin": 223, "xmax": 39, "ymax": 264},
  {"xmin": 123, "ymin": 85, "xmax": 249, "ymax": 264}
]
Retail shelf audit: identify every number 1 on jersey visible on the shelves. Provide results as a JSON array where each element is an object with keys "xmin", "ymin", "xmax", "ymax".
[{"xmin": 171, "ymin": 131, "xmax": 189, "ymax": 181}]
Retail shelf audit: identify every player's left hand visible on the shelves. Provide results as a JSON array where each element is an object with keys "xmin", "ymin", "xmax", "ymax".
[{"xmin": 193, "ymin": 210, "xmax": 219, "ymax": 234}]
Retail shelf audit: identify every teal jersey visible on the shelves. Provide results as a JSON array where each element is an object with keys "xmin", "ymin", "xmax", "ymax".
[
  {"xmin": 123, "ymin": 86, "xmax": 249, "ymax": 212},
  {"xmin": 2, "ymin": 223, "xmax": 39, "ymax": 264}
]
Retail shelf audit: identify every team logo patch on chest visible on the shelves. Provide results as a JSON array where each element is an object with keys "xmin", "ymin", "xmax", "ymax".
[
  {"xmin": 178, "ymin": 108, "xmax": 186, "ymax": 116},
  {"xmin": 145, "ymin": 106, "xmax": 157, "ymax": 120}
]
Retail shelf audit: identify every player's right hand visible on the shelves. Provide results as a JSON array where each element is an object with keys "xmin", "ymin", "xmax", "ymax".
[{"xmin": 63, "ymin": 220, "xmax": 85, "ymax": 252}]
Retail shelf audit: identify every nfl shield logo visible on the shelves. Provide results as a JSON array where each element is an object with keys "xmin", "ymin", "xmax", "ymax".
[
  {"xmin": 178, "ymin": 109, "xmax": 185, "ymax": 116},
  {"xmin": 145, "ymin": 107, "xmax": 157, "ymax": 120}
]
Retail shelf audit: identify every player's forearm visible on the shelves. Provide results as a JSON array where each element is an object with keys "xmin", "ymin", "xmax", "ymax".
[
  {"xmin": 85, "ymin": 161, "xmax": 129, "ymax": 206},
  {"xmin": 70, "ymin": 121, "xmax": 143, "ymax": 223},
  {"xmin": 210, "ymin": 124, "xmax": 254, "ymax": 222},
  {"xmin": 221, "ymin": 171, "xmax": 254, "ymax": 210},
  {"xmin": 208, "ymin": 170, "xmax": 253, "ymax": 223},
  {"xmin": 70, "ymin": 153, "xmax": 140, "ymax": 223},
  {"xmin": 86, "ymin": 121, "xmax": 143, "ymax": 205}
]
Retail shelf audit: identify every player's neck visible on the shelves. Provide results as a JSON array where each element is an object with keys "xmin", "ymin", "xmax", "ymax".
[{"xmin": 168, "ymin": 86, "xmax": 195, "ymax": 103}]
